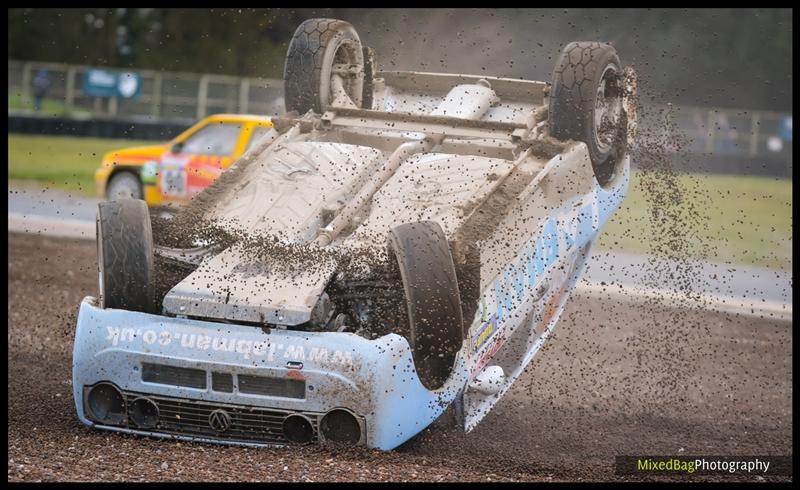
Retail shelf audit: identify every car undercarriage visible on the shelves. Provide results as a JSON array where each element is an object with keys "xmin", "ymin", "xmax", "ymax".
[{"xmin": 73, "ymin": 18, "xmax": 637, "ymax": 449}]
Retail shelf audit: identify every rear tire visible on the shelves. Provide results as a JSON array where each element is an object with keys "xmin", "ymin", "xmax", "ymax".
[
  {"xmin": 284, "ymin": 18, "xmax": 364, "ymax": 114},
  {"xmin": 97, "ymin": 199, "xmax": 156, "ymax": 313},
  {"xmin": 549, "ymin": 42, "xmax": 626, "ymax": 187},
  {"xmin": 388, "ymin": 221, "xmax": 465, "ymax": 391}
]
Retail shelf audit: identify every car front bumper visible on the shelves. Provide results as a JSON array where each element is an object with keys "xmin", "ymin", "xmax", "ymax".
[{"xmin": 72, "ymin": 297, "xmax": 460, "ymax": 450}]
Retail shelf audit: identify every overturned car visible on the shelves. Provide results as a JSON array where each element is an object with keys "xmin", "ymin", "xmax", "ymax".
[{"xmin": 73, "ymin": 18, "xmax": 637, "ymax": 450}]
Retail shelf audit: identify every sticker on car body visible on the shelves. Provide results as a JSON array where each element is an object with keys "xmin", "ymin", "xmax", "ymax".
[
  {"xmin": 104, "ymin": 326, "xmax": 355, "ymax": 366},
  {"xmin": 472, "ymin": 313, "xmax": 498, "ymax": 352}
]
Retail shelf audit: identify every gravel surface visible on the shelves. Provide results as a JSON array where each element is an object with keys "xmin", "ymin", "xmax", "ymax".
[{"xmin": 7, "ymin": 232, "xmax": 792, "ymax": 482}]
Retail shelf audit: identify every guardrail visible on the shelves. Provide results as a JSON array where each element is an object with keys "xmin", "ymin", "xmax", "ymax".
[
  {"xmin": 9, "ymin": 59, "xmax": 284, "ymax": 124},
  {"xmin": 635, "ymin": 103, "xmax": 792, "ymax": 162},
  {"xmin": 8, "ymin": 59, "xmax": 792, "ymax": 167}
]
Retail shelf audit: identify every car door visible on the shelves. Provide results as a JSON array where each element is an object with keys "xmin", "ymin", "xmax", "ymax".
[{"xmin": 158, "ymin": 121, "xmax": 246, "ymax": 203}]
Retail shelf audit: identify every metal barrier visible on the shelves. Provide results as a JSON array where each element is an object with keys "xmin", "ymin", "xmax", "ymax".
[
  {"xmin": 636, "ymin": 103, "xmax": 793, "ymax": 162},
  {"xmin": 9, "ymin": 59, "xmax": 284, "ymax": 124},
  {"xmin": 7, "ymin": 59, "xmax": 793, "ymax": 166}
]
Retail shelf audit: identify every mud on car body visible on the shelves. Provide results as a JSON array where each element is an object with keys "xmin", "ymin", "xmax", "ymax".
[{"xmin": 74, "ymin": 19, "xmax": 637, "ymax": 450}]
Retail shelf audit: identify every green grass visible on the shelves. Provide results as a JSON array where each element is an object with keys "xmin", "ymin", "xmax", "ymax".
[
  {"xmin": 8, "ymin": 134, "xmax": 152, "ymax": 194},
  {"xmin": 8, "ymin": 134, "xmax": 792, "ymax": 270},
  {"xmin": 598, "ymin": 171, "xmax": 792, "ymax": 270}
]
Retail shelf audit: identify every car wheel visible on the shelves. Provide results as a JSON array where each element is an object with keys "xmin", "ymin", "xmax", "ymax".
[
  {"xmin": 97, "ymin": 199, "xmax": 156, "ymax": 313},
  {"xmin": 284, "ymin": 18, "xmax": 365, "ymax": 114},
  {"xmin": 549, "ymin": 42, "xmax": 627, "ymax": 187},
  {"xmin": 106, "ymin": 171, "xmax": 143, "ymax": 201},
  {"xmin": 388, "ymin": 221, "xmax": 465, "ymax": 391}
]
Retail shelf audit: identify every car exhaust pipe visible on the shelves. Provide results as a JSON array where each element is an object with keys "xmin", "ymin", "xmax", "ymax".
[{"xmin": 314, "ymin": 137, "xmax": 440, "ymax": 247}]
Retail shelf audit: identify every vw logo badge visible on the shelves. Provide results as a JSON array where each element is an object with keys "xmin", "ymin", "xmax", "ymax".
[{"xmin": 208, "ymin": 409, "xmax": 232, "ymax": 432}]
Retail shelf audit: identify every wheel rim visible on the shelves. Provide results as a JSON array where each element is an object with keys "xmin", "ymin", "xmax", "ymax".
[
  {"xmin": 328, "ymin": 40, "xmax": 363, "ymax": 108},
  {"xmin": 593, "ymin": 65, "xmax": 624, "ymax": 153},
  {"xmin": 108, "ymin": 174, "xmax": 141, "ymax": 200}
]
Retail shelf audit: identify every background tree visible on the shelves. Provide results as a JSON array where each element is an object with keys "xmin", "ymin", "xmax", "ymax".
[{"xmin": 8, "ymin": 8, "xmax": 792, "ymax": 111}]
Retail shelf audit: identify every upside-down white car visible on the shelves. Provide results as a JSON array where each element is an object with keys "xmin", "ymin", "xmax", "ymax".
[{"xmin": 73, "ymin": 18, "xmax": 636, "ymax": 450}]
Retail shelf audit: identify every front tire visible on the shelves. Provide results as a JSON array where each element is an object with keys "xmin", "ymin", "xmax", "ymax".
[
  {"xmin": 97, "ymin": 199, "xmax": 156, "ymax": 313},
  {"xmin": 388, "ymin": 221, "xmax": 465, "ymax": 391}
]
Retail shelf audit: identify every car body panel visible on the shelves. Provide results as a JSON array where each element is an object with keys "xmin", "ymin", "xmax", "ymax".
[
  {"xmin": 460, "ymin": 147, "xmax": 629, "ymax": 429},
  {"xmin": 162, "ymin": 245, "xmax": 340, "ymax": 325},
  {"xmin": 94, "ymin": 114, "xmax": 272, "ymax": 204},
  {"xmin": 95, "ymin": 144, "xmax": 165, "ymax": 197},
  {"xmin": 154, "ymin": 117, "xmax": 266, "ymax": 205},
  {"xmin": 202, "ymin": 139, "xmax": 386, "ymax": 237}
]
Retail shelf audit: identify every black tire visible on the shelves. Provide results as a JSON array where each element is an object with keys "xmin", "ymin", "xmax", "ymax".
[
  {"xmin": 97, "ymin": 199, "xmax": 156, "ymax": 313},
  {"xmin": 388, "ymin": 221, "xmax": 465, "ymax": 391},
  {"xmin": 284, "ymin": 18, "xmax": 364, "ymax": 114},
  {"xmin": 549, "ymin": 42, "xmax": 626, "ymax": 186}
]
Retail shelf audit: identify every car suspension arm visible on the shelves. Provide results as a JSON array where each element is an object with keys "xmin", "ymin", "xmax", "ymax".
[{"xmin": 313, "ymin": 135, "xmax": 443, "ymax": 247}]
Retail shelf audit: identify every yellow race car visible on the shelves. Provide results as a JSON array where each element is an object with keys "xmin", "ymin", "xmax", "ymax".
[{"xmin": 95, "ymin": 114, "xmax": 273, "ymax": 206}]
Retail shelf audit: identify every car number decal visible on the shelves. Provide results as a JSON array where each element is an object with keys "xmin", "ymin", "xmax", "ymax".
[{"xmin": 161, "ymin": 168, "xmax": 187, "ymax": 196}]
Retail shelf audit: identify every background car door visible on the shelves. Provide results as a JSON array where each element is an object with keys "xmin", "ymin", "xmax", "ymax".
[{"xmin": 158, "ymin": 122, "xmax": 245, "ymax": 203}]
